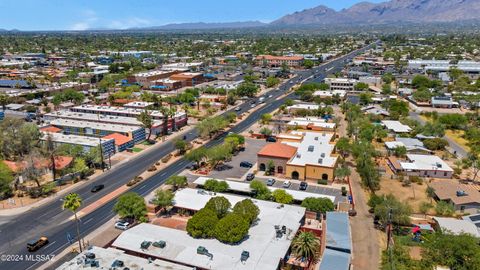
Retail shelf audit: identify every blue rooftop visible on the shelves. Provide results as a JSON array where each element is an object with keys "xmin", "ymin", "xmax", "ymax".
[
  {"xmin": 0, "ymin": 79, "xmax": 31, "ymax": 88},
  {"xmin": 318, "ymin": 248, "xmax": 351, "ymax": 270},
  {"xmin": 325, "ymin": 212, "xmax": 351, "ymax": 253}
]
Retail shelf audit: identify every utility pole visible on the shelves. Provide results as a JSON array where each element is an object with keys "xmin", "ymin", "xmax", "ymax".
[{"xmin": 386, "ymin": 208, "xmax": 395, "ymax": 270}]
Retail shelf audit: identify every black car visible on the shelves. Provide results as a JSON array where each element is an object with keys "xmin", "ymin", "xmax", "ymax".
[
  {"xmin": 91, "ymin": 184, "xmax": 105, "ymax": 193},
  {"xmin": 299, "ymin": 182, "xmax": 308, "ymax": 191},
  {"xmin": 266, "ymin": 137, "xmax": 277, "ymax": 142},
  {"xmin": 246, "ymin": 173, "xmax": 255, "ymax": 181},
  {"xmin": 240, "ymin": 161, "xmax": 253, "ymax": 168}
]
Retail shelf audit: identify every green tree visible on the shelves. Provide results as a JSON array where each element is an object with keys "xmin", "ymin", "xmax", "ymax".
[
  {"xmin": 259, "ymin": 127, "xmax": 272, "ymax": 136},
  {"xmin": 355, "ymin": 82, "xmax": 369, "ymax": 91},
  {"xmin": 152, "ymin": 189, "xmax": 174, "ymax": 211},
  {"xmin": 422, "ymin": 232, "xmax": 480, "ymax": 270},
  {"xmin": 214, "ymin": 213, "xmax": 250, "ymax": 244},
  {"xmin": 137, "ymin": 109, "xmax": 153, "ymax": 140},
  {"xmin": 261, "ymin": 113, "xmax": 272, "ymax": 124},
  {"xmin": 62, "ymin": 193, "xmax": 83, "ymax": 252},
  {"xmin": 184, "ymin": 146, "xmax": 207, "ymax": 167},
  {"xmin": 250, "ymin": 180, "xmax": 272, "ymax": 200},
  {"xmin": 0, "ymin": 94, "xmax": 10, "ymax": 110},
  {"xmin": 334, "ymin": 165, "xmax": 351, "ymax": 181},
  {"xmin": 423, "ymin": 138, "xmax": 448, "ymax": 151},
  {"xmin": 113, "ymin": 192, "xmax": 147, "ymax": 221},
  {"xmin": 291, "ymin": 231, "xmax": 321, "ymax": 265},
  {"xmin": 233, "ymin": 199, "xmax": 259, "ymax": 225},
  {"xmin": 206, "ymin": 144, "xmax": 232, "ymax": 169},
  {"xmin": 272, "ymin": 189, "xmax": 294, "ymax": 204},
  {"xmin": 174, "ymin": 139, "xmax": 188, "ymax": 154},
  {"xmin": 0, "ymin": 161, "xmax": 13, "ymax": 199},
  {"xmin": 203, "ymin": 179, "xmax": 229, "ymax": 193},
  {"xmin": 303, "ymin": 59, "xmax": 314, "ymax": 69},
  {"xmin": 301, "ymin": 197, "xmax": 335, "ymax": 213},
  {"xmin": 186, "ymin": 208, "xmax": 219, "ymax": 238},
  {"xmin": 165, "ymin": 175, "xmax": 187, "ymax": 191},
  {"xmin": 266, "ymin": 76, "xmax": 280, "ymax": 88},
  {"xmin": 204, "ymin": 196, "xmax": 231, "ymax": 218},
  {"xmin": 393, "ymin": 146, "xmax": 407, "ymax": 158},
  {"xmin": 373, "ymin": 194, "xmax": 412, "ymax": 226},
  {"xmin": 335, "ymin": 137, "xmax": 351, "ymax": 158},
  {"xmin": 435, "ymin": 201, "xmax": 455, "ymax": 217}
]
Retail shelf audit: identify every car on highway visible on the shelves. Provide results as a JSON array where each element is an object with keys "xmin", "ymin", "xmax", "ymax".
[
  {"xmin": 115, "ymin": 221, "xmax": 130, "ymax": 230},
  {"xmin": 266, "ymin": 178, "xmax": 276, "ymax": 186},
  {"xmin": 250, "ymin": 104, "xmax": 255, "ymax": 108},
  {"xmin": 234, "ymin": 107, "xmax": 241, "ymax": 111},
  {"xmin": 90, "ymin": 184, "xmax": 105, "ymax": 193},
  {"xmin": 299, "ymin": 181, "xmax": 308, "ymax": 191},
  {"xmin": 27, "ymin": 236, "xmax": 49, "ymax": 252},
  {"xmin": 283, "ymin": 180, "xmax": 291, "ymax": 188},
  {"xmin": 240, "ymin": 161, "xmax": 253, "ymax": 168},
  {"xmin": 246, "ymin": 173, "xmax": 255, "ymax": 181},
  {"xmin": 268, "ymin": 94, "xmax": 273, "ymax": 98}
]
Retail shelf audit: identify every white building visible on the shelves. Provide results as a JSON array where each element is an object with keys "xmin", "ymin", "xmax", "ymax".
[
  {"xmin": 324, "ymin": 78, "xmax": 357, "ymax": 91},
  {"xmin": 381, "ymin": 120, "xmax": 412, "ymax": 133}
]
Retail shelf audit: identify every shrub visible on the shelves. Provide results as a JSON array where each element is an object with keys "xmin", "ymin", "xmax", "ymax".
[
  {"xmin": 186, "ymin": 208, "xmax": 219, "ymax": 238},
  {"xmin": 204, "ymin": 196, "xmax": 231, "ymax": 218},
  {"xmin": 214, "ymin": 213, "xmax": 250, "ymax": 244},
  {"xmin": 301, "ymin": 197, "xmax": 335, "ymax": 213},
  {"xmin": 317, "ymin": 179, "xmax": 328, "ymax": 185},
  {"xmin": 233, "ymin": 199, "xmax": 260, "ymax": 225},
  {"xmin": 341, "ymin": 186, "xmax": 347, "ymax": 196},
  {"xmin": 204, "ymin": 179, "xmax": 229, "ymax": 193},
  {"xmin": 272, "ymin": 189, "xmax": 294, "ymax": 204}
]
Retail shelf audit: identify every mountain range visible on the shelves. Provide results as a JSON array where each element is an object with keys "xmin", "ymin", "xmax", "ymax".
[{"xmin": 144, "ymin": 0, "xmax": 480, "ymax": 30}]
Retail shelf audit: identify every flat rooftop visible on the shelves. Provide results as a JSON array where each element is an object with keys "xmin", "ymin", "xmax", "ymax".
[
  {"xmin": 56, "ymin": 246, "xmax": 193, "ymax": 270},
  {"xmin": 112, "ymin": 188, "xmax": 306, "ymax": 270},
  {"xmin": 193, "ymin": 177, "xmax": 337, "ymax": 203},
  {"xmin": 381, "ymin": 120, "xmax": 412, "ymax": 133},
  {"xmin": 50, "ymin": 118, "xmax": 140, "ymax": 133},
  {"xmin": 45, "ymin": 110, "xmax": 163, "ymax": 127},
  {"xmin": 285, "ymin": 131, "xmax": 337, "ymax": 168},
  {"xmin": 400, "ymin": 154, "xmax": 453, "ymax": 172},
  {"xmin": 41, "ymin": 132, "xmax": 113, "ymax": 147},
  {"xmin": 71, "ymin": 104, "xmax": 186, "ymax": 119}
]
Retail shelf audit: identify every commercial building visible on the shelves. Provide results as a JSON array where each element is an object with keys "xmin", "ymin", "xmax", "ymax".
[
  {"xmin": 49, "ymin": 118, "xmax": 146, "ymax": 144},
  {"xmin": 255, "ymin": 55, "xmax": 304, "ymax": 68},
  {"xmin": 57, "ymin": 246, "xmax": 193, "ymax": 270},
  {"xmin": 429, "ymin": 180, "xmax": 480, "ymax": 214},
  {"xmin": 286, "ymin": 104, "xmax": 322, "ymax": 113},
  {"xmin": 41, "ymin": 132, "xmax": 115, "ymax": 157},
  {"xmin": 258, "ymin": 131, "xmax": 338, "ymax": 181},
  {"xmin": 111, "ymin": 188, "xmax": 306, "ymax": 270},
  {"xmin": 431, "ymin": 96, "xmax": 459, "ymax": 108},
  {"xmin": 44, "ymin": 110, "xmax": 163, "ymax": 136},
  {"xmin": 387, "ymin": 154, "xmax": 454, "ymax": 179},
  {"xmin": 318, "ymin": 212, "xmax": 352, "ymax": 270},
  {"xmin": 170, "ymin": 72, "xmax": 205, "ymax": 87},
  {"xmin": 123, "ymin": 101, "xmax": 154, "ymax": 109},
  {"xmin": 127, "ymin": 70, "xmax": 178, "ymax": 87},
  {"xmin": 408, "ymin": 60, "xmax": 480, "ymax": 74},
  {"xmin": 151, "ymin": 78, "xmax": 183, "ymax": 91},
  {"xmin": 324, "ymin": 78, "xmax": 357, "ymax": 91},
  {"xmin": 103, "ymin": 133, "xmax": 134, "ymax": 152},
  {"xmin": 286, "ymin": 117, "xmax": 336, "ymax": 132},
  {"xmin": 313, "ymin": 90, "xmax": 347, "ymax": 99},
  {"xmin": 70, "ymin": 105, "xmax": 188, "ymax": 130}
]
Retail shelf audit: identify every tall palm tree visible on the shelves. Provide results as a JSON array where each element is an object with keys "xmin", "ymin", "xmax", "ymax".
[
  {"xmin": 291, "ymin": 231, "xmax": 321, "ymax": 267},
  {"xmin": 62, "ymin": 193, "xmax": 83, "ymax": 252}
]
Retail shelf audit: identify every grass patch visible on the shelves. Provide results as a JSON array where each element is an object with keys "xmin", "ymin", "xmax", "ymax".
[
  {"xmin": 132, "ymin": 147, "xmax": 143, "ymax": 153},
  {"xmin": 445, "ymin": 130, "xmax": 470, "ymax": 151}
]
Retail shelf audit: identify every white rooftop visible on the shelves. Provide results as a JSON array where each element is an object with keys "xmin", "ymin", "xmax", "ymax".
[
  {"xmin": 134, "ymin": 70, "xmax": 174, "ymax": 77},
  {"xmin": 193, "ymin": 177, "xmax": 336, "ymax": 203},
  {"xmin": 287, "ymin": 117, "xmax": 336, "ymax": 130},
  {"xmin": 56, "ymin": 246, "xmax": 193, "ymax": 270},
  {"xmin": 381, "ymin": 120, "xmax": 412, "ymax": 133},
  {"xmin": 71, "ymin": 104, "xmax": 186, "ymax": 119},
  {"xmin": 400, "ymin": 154, "xmax": 453, "ymax": 172},
  {"xmin": 112, "ymin": 188, "xmax": 306, "ymax": 270},
  {"xmin": 50, "ymin": 118, "xmax": 140, "ymax": 133},
  {"xmin": 286, "ymin": 104, "xmax": 322, "ymax": 110},
  {"xmin": 313, "ymin": 90, "xmax": 347, "ymax": 98},
  {"xmin": 124, "ymin": 101, "xmax": 154, "ymax": 108},
  {"xmin": 433, "ymin": 217, "xmax": 480, "ymax": 237},
  {"xmin": 285, "ymin": 131, "xmax": 337, "ymax": 168},
  {"xmin": 41, "ymin": 132, "xmax": 113, "ymax": 147},
  {"xmin": 45, "ymin": 110, "xmax": 163, "ymax": 127}
]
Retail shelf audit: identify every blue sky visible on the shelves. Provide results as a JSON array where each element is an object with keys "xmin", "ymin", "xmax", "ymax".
[{"xmin": 0, "ymin": 0, "xmax": 385, "ymax": 30}]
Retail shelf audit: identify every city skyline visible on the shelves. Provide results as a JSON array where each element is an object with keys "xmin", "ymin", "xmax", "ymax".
[{"xmin": 0, "ymin": 0, "xmax": 384, "ymax": 31}]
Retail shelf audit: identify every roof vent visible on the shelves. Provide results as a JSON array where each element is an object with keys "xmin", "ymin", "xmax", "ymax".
[
  {"xmin": 297, "ymin": 153, "xmax": 301, "ymax": 158},
  {"xmin": 321, "ymin": 153, "xmax": 325, "ymax": 158},
  {"xmin": 308, "ymin": 146, "xmax": 314, "ymax": 152},
  {"xmin": 314, "ymin": 137, "xmax": 318, "ymax": 140},
  {"xmin": 318, "ymin": 159, "xmax": 323, "ymax": 164}
]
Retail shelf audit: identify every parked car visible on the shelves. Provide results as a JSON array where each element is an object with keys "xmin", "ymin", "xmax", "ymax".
[
  {"xmin": 299, "ymin": 182, "xmax": 308, "ymax": 191},
  {"xmin": 266, "ymin": 178, "xmax": 276, "ymax": 186},
  {"xmin": 90, "ymin": 184, "xmax": 105, "ymax": 193},
  {"xmin": 246, "ymin": 173, "xmax": 255, "ymax": 181},
  {"xmin": 266, "ymin": 137, "xmax": 277, "ymax": 142},
  {"xmin": 27, "ymin": 237, "xmax": 49, "ymax": 252},
  {"xmin": 240, "ymin": 161, "xmax": 253, "ymax": 168},
  {"xmin": 235, "ymin": 107, "xmax": 241, "ymax": 111},
  {"xmin": 283, "ymin": 180, "xmax": 291, "ymax": 188},
  {"xmin": 115, "ymin": 221, "xmax": 130, "ymax": 230}
]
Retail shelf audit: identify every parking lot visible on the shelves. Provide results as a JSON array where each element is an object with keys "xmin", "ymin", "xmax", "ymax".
[
  {"xmin": 201, "ymin": 137, "xmax": 267, "ymax": 180},
  {"xmin": 252, "ymin": 177, "xmax": 344, "ymax": 203}
]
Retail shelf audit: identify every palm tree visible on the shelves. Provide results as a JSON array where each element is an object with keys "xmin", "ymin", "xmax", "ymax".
[
  {"xmin": 62, "ymin": 193, "xmax": 83, "ymax": 252},
  {"xmin": 291, "ymin": 231, "xmax": 321, "ymax": 267}
]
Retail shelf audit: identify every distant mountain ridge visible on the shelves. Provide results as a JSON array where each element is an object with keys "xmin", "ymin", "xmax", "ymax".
[
  {"xmin": 272, "ymin": 0, "xmax": 480, "ymax": 26},
  {"xmin": 143, "ymin": 21, "xmax": 267, "ymax": 30}
]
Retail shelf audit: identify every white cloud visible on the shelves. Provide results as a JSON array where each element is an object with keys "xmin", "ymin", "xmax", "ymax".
[
  {"xmin": 108, "ymin": 17, "xmax": 152, "ymax": 29},
  {"xmin": 70, "ymin": 9, "xmax": 98, "ymax": 31}
]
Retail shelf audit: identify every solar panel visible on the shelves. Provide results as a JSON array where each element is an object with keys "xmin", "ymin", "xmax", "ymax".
[{"xmin": 469, "ymin": 214, "xmax": 480, "ymax": 222}]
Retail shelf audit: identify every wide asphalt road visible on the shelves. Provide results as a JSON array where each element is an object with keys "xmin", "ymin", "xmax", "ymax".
[{"xmin": 0, "ymin": 42, "xmax": 375, "ymax": 270}]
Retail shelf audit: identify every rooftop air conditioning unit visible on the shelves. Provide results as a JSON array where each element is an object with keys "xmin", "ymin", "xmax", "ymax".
[{"xmin": 318, "ymin": 159, "xmax": 323, "ymax": 164}]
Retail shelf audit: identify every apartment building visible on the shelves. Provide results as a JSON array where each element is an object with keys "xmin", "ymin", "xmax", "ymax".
[
  {"xmin": 324, "ymin": 78, "xmax": 358, "ymax": 91},
  {"xmin": 255, "ymin": 55, "xmax": 304, "ymax": 68}
]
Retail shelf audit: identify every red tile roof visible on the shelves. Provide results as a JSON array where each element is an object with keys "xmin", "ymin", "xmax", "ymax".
[
  {"xmin": 103, "ymin": 133, "xmax": 132, "ymax": 146},
  {"xmin": 257, "ymin": 143, "xmax": 297, "ymax": 159},
  {"xmin": 256, "ymin": 55, "xmax": 304, "ymax": 61},
  {"xmin": 3, "ymin": 156, "xmax": 73, "ymax": 173},
  {"xmin": 40, "ymin": 126, "xmax": 62, "ymax": 133}
]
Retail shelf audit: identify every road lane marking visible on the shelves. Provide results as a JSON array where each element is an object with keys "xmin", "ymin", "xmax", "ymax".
[
  {"xmin": 83, "ymin": 218, "xmax": 93, "ymax": 225},
  {"xmin": 44, "ymin": 240, "xmax": 56, "ymax": 249},
  {"xmin": 138, "ymin": 185, "xmax": 147, "ymax": 190}
]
